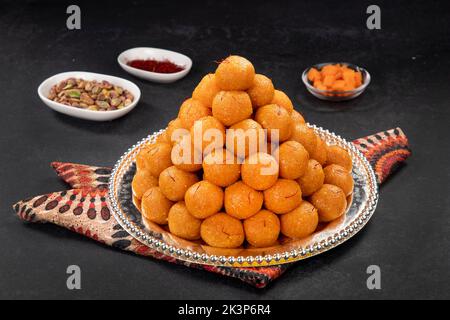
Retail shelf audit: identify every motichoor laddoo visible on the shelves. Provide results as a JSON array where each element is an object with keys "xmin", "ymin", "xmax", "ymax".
[
  {"xmin": 141, "ymin": 187, "xmax": 173, "ymax": 225},
  {"xmin": 138, "ymin": 142, "xmax": 173, "ymax": 177},
  {"xmin": 241, "ymin": 152, "xmax": 279, "ymax": 190},
  {"xmin": 131, "ymin": 170, "xmax": 158, "ymax": 200},
  {"xmin": 297, "ymin": 159, "xmax": 325, "ymax": 196},
  {"xmin": 212, "ymin": 91, "xmax": 253, "ymax": 126},
  {"xmin": 323, "ymin": 164, "xmax": 354, "ymax": 196},
  {"xmin": 185, "ymin": 181, "xmax": 224, "ymax": 219},
  {"xmin": 201, "ymin": 213, "xmax": 245, "ymax": 248},
  {"xmin": 271, "ymin": 89, "xmax": 294, "ymax": 114},
  {"xmin": 226, "ymin": 119, "xmax": 265, "ymax": 159},
  {"xmin": 243, "ymin": 210, "xmax": 280, "ymax": 247},
  {"xmin": 168, "ymin": 201, "xmax": 202, "ymax": 240},
  {"xmin": 215, "ymin": 55, "xmax": 255, "ymax": 91},
  {"xmin": 255, "ymin": 104, "xmax": 292, "ymax": 142},
  {"xmin": 192, "ymin": 74, "xmax": 220, "ymax": 108},
  {"xmin": 276, "ymin": 140, "xmax": 309, "ymax": 179},
  {"xmin": 178, "ymin": 98, "xmax": 211, "ymax": 129},
  {"xmin": 263, "ymin": 179, "xmax": 302, "ymax": 214},
  {"xmin": 326, "ymin": 145, "xmax": 353, "ymax": 172},
  {"xmin": 247, "ymin": 74, "xmax": 275, "ymax": 108},
  {"xmin": 159, "ymin": 166, "xmax": 199, "ymax": 201},
  {"xmin": 311, "ymin": 184, "xmax": 347, "ymax": 222},
  {"xmin": 203, "ymin": 149, "xmax": 241, "ymax": 187},
  {"xmin": 280, "ymin": 201, "xmax": 318, "ymax": 239},
  {"xmin": 224, "ymin": 181, "xmax": 263, "ymax": 219}
]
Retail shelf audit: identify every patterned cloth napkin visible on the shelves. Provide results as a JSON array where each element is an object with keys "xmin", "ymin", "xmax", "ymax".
[{"xmin": 13, "ymin": 128, "xmax": 410, "ymax": 288}]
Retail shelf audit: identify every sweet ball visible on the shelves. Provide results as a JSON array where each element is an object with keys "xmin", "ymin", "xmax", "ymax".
[
  {"xmin": 255, "ymin": 104, "xmax": 292, "ymax": 142},
  {"xmin": 241, "ymin": 152, "xmax": 279, "ymax": 191},
  {"xmin": 201, "ymin": 213, "xmax": 245, "ymax": 248},
  {"xmin": 224, "ymin": 181, "xmax": 263, "ymax": 219},
  {"xmin": 275, "ymin": 140, "xmax": 309, "ymax": 179},
  {"xmin": 203, "ymin": 149, "xmax": 241, "ymax": 187},
  {"xmin": 159, "ymin": 166, "xmax": 199, "ymax": 201},
  {"xmin": 212, "ymin": 91, "xmax": 253, "ymax": 126},
  {"xmin": 297, "ymin": 159, "xmax": 325, "ymax": 196},
  {"xmin": 247, "ymin": 74, "xmax": 275, "ymax": 108},
  {"xmin": 215, "ymin": 55, "xmax": 255, "ymax": 91},
  {"xmin": 185, "ymin": 181, "xmax": 224, "ymax": 219},
  {"xmin": 141, "ymin": 187, "xmax": 173, "ymax": 225},
  {"xmin": 243, "ymin": 210, "xmax": 280, "ymax": 248},
  {"xmin": 310, "ymin": 184, "xmax": 347, "ymax": 222},
  {"xmin": 323, "ymin": 164, "xmax": 354, "ymax": 196},
  {"xmin": 280, "ymin": 201, "xmax": 318, "ymax": 239},
  {"xmin": 178, "ymin": 98, "xmax": 211, "ymax": 129},
  {"xmin": 168, "ymin": 201, "xmax": 202, "ymax": 240},
  {"xmin": 263, "ymin": 179, "xmax": 302, "ymax": 214}
]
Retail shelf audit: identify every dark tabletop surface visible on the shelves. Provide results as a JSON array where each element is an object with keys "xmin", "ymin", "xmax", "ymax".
[{"xmin": 0, "ymin": 0, "xmax": 449, "ymax": 300}]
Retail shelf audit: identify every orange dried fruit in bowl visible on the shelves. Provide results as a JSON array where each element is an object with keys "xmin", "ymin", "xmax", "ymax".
[
  {"xmin": 354, "ymin": 71, "xmax": 363, "ymax": 87},
  {"xmin": 331, "ymin": 80, "xmax": 346, "ymax": 91},
  {"xmin": 323, "ymin": 74, "xmax": 336, "ymax": 87},
  {"xmin": 307, "ymin": 68, "xmax": 321, "ymax": 82}
]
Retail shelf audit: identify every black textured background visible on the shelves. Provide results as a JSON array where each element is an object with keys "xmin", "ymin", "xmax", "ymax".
[{"xmin": 0, "ymin": 0, "xmax": 449, "ymax": 299}]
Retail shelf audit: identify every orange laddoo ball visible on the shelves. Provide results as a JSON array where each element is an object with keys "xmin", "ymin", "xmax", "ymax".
[
  {"xmin": 224, "ymin": 181, "xmax": 263, "ymax": 219},
  {"xmin": 247, "ymin": 74, "xmax": 275, "ymax": 108},
  {"xmin": 271, "ymin": 89, "xmax": 294, "ymax": 114},
  {"xmin": 185, "ymin": 181, "xmax": 224, "ymax": 219},
  {"xmin": 291, "ymin": 109, "xmax": 306, "ymax": 125},
  {"xmin": 243, "ymin": 210, "xmax": 280, "ymax": 248},
  {"xmin": 241, "ymin": 152, "xmax": 279, "ymax": 190},
  {"xmin": 311, "ymin": 184, "xmax": 347, "ymax": 222},
  {"xmin": 135, "ymin": 144, "xmax": 151, "ymax": 171},
  {"xmin": 192, "ymin": 73, "xmax": 220, "ymax": 108},
  {"xmin": 212, "ymin": 91, "xmax": 253, "ymax": 126},
  {"xmin": 215, "ymin": 55, "xmax": 255, "ymax": 91},
  {"xmin": 190, "ymin": 116, "xmax": 226, "ymax": 155},
  {"xmin": 171, "ymin": 135, "xmax": 203, "ymax": 172},
  {"xmin": 132, "ymin": 170, "xmax": 158, "ymax": 200},
  {"xmin": 155, "ymin": 131, "xmax": 170, "ymax": 144},
  {"xmin": 310, "ymin": 136, "xmax": 327, "ymax": 166},
  {"xmin": 275, "ymin": 140, "xmax": 309, "ymax": 179},
  {"xmin": 168, "ymin": 201, "xmax": 202, "ymax": 240},
  {"xmin": 280, "ymin": 201, "xmax": 318, "ymax": 239},
  {"xmin": 290, "ymin": 123, "xmax": 317, "ymax": 155},
  {"xmin": 203, "ymin": 149, "xmax": 241, "ymax": 187},
  {"xmin": 263, "ymin": 179, "xmax": 302, "ymax": 214},
  {"xmin": 137, "ymin": 142, "xmax": 173, "ymax": 177},
  {"xmin": 166, "ymin": 118, "xmax": 188, "ymax": 145},
  {"xmin": 226, "ymin": 119, "xmax": 265, "ymax": 159},
  {"xmin": 201, "ymin": 213, "xmax": 245, "ymax": 248},
  {"xmin": 297, "ymin": 159, "xmax": 324, "ymax": 196},
  {"xmin": 255, "ymin": 104, "xmax": 292, "ymax": 142},
  {"xmin": 323, "ymin": 164, "xmax": 354, "ymax": 196},
  {"xmin": 178, "ymin": 98, "xmax": 211, "ymax": 129},
  {"xmin": 159, "ymin": 166, "xmax": 199, "ymax": 201},
  {"xmin": 326, "ymin": 145, "xmax": 353, "ymax": 172},
  {"xmin": 141, "ymin": 187, "xmax": 173, "ymax": 225}
]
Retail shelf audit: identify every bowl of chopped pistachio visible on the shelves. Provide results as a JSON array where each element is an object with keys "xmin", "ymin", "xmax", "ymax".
[{"xmin": 38, "ymin": 71, "xmax": 141, "ymax": 121}]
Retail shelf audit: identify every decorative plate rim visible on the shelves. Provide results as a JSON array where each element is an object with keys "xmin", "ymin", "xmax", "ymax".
[{"xmin": 108, "ymin": 125, "xmax": 379, "ymax": 267}]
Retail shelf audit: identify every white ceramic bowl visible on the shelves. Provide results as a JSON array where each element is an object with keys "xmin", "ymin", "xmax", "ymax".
[
  {"xmin": 38, "ymin": 71, "xmax": 141, "ymax": 121},
  {"xmin": 117, "ymin": 47, "xmax": 192, "ymax": 83}
]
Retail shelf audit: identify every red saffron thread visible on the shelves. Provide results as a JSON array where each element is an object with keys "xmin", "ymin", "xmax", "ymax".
[{"xmin": 127, "ymin": 59, "xmax": 185, "ymax": 74}]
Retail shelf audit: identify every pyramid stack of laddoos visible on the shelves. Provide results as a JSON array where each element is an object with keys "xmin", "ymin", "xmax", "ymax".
[{"xmin": 132, "ymin": 56, "xmax": 354, "ymax": 250}]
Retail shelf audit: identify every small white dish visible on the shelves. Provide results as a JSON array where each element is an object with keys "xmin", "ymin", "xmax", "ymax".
[
  {"xmin": 38, "ymin": 71, "xmax": 141, "ymax": 121},
  {"xmin": 117, "ymin": 47, "xmax": 192, "ymax": 83}
]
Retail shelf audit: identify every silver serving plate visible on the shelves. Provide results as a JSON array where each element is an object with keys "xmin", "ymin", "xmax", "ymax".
[{"xmin": 108, "ymin": 125, "xmax": 379, "ymax": 267}]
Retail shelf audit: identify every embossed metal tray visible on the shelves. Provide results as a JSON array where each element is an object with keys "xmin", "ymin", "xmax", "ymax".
[{"xmin": 108, "ymin": 125, "xmax": 379, "ymax": 267}]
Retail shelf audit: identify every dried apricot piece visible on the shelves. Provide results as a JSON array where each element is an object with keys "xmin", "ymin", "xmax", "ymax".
[{"xmin": 307, "ymin": 68, "xmax": 321, "ymax": 82}]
